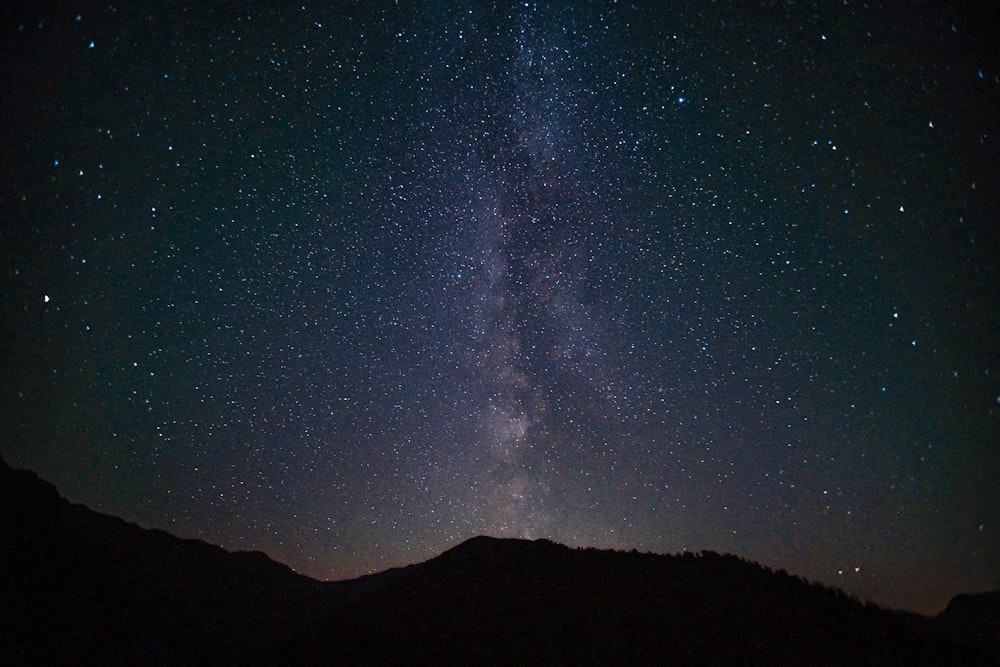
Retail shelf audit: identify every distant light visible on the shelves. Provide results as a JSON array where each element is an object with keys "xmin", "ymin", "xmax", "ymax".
[
  {"xmin": 43, "ymin": 295, "xmax": 50, "ymax": 303},
  {"xmin": 88, "ymin": 40, "xmax": 95, "ymax": 48}
]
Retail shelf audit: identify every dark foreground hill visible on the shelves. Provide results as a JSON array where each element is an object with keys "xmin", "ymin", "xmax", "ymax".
[{"xmin": 1, "ymin": 455, "xmax": 995, "ymax": 665}]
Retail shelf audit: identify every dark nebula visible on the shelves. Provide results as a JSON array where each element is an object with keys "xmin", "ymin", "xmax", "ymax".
[{"xmin": 1, "ymin": 1, "xmax": 997, "ymax": 615}]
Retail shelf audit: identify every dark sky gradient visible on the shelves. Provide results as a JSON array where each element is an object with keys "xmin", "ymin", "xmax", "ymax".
[{"xmin": 2, "ymin": 1, "xmax": 997, "ymax": 615}]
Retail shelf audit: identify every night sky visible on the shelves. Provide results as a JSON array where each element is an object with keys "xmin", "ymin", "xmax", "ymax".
[{"xmin": 2, "ymin": 1, "xmax": 998, "ymax": 615}]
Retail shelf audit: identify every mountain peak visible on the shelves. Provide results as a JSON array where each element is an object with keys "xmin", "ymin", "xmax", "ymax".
[
  {"xmin": 447, "ymin": 534, "xmax": 557, "ymax": 552},
  {"xmin": 3, "ymin": 461, "xmax": 997, "ymax": 664}
]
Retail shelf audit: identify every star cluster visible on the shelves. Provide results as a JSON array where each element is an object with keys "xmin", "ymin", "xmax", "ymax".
[{"xmin": 1, "ymin": 2, "xmax": 997, "ymax": 614}]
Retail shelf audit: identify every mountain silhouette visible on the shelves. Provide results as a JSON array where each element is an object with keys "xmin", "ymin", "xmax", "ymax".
[{"xmin": 2, "ymin": 454, "xmax": 995, "ymax": 665}]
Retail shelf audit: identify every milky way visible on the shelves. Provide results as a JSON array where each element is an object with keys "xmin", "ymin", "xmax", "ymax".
[{"xmin": 1, "ymin": 1, "xmax": 997, "ymax": 615}]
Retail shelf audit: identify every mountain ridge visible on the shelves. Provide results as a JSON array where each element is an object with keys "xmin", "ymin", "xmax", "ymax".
[{"xmin": 2, "ymin": 454, "xmax": 995, "ymax": 665}]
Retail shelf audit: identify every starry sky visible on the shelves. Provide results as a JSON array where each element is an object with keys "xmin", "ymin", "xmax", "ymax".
[{"xmin": 2, "ymin": 1, "xmax": 998, "ymax": 615}]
